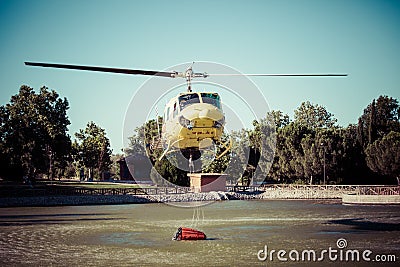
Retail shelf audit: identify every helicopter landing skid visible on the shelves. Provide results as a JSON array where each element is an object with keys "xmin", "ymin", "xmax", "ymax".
[
  {"xmin": 158, "ymin": 138, "xmax": 184, "ymax": 160},
  {"xmin": 215, "ymin": 138, "xmax": 233, "ymax": 160}
]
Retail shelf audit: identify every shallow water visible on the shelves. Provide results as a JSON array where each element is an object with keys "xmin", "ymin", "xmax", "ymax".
[{"xmin": 0, "ymin": 200, "xmax": 399, "ymax": 266}]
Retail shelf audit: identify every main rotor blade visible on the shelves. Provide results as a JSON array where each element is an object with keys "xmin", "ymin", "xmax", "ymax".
[
  {"xmin": 207, "ymin": 73, "xmax": 348, "ymax": 77},
  {"xmin": 25, "ymin": 62, "xmax": 176, "ymax": 78}
]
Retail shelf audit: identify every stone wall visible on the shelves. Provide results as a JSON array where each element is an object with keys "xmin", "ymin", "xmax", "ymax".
[
  {"xmin": 4, "ymin": 187, "xmax": 396, "ymax": 207},
  {"xmin": 342, "ymin": 194, "xmax": 400, "ymax": 205}
]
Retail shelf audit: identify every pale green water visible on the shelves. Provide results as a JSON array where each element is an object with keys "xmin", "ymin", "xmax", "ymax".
[{"xmin": 0, "ymin": 200, "xmax": 399, "ymax": 266}]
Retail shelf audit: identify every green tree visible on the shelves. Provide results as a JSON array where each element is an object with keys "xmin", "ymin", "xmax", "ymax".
[
  {"xmin": 339, "ymin": 124, "xmax": 371, "ymax": 184},
  {"xmin": 248, "ymin": 118, "xmax": 276, "ymax": 183},
  {"xmin": 151, "ymin": 153, "xmax": 189, "ymax": 186},
  {"xmin": 202, "ymin": 133, "xmax": 231, "ymax": 174},
  {"xmin": 125, "ymin": 126, "xmax": 147, "ymax": 157},
  {"xmin": 365, "ymin": 131, "xmax": 400, "ymax": 182},
  {"xmin": 125, "ymin": 117, "xmax": 162, "ymax": 161},
  {"xmin": 202, "ymin": 131, "xmax": 247, "ymax": 185},
  {"xmin": 300, "ymin": 133, "xmax": 320, "ymax": 183},
  {"xmin": 301, "ymin": 128, "xmax": 347, "ymax": 184},
  {"xmin": 269, "ymin": 122, "xmax": 312, "ymax": 182},
  {"xmin": 358, "ymin": 95, "xmax": 400, "ymax": 148},
  {"xmin": 294, "ymin": 101, "xmax": 337, "ymax": 129},
  {"xmin": 74, "ymin": 122, "xmax": 112, "ymax": 180},
  {"xmin": 269, "ymin": 104, "xmax": 347, "ymax": 185},
  {"xmin": 267, "ymin": 110, "xmax": 290, "ymax": 129},
  {"xmin": 110, "ymin": 154, "xmax": 124, "ymax": 180},
  {"xmin": 0, "ymin": 85, "xmax": 71, "ymax": 181}
]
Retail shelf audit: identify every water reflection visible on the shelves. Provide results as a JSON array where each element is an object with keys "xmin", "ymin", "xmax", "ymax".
[
  {"xmin": 329, "ymin": 217, "xmax": 400, "ymax": 231},
  {"xmin": 0, "ymin": 213, "xmax": 124, "ymax": 226}
]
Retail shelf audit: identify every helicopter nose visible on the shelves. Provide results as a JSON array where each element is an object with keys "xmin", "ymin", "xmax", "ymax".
[
  {"xmin": 182, "ymin": 109, "xmax": 198, "ymax": 120},
  {"xmin": 198, "ymin": 108, "xmax": 224, "ymax": 121},
  {"xmin": 181, "ymin": 104, "xmax": 224, "ymax": 121}
]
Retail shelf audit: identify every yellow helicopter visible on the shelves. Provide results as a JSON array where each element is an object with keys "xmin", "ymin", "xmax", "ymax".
[
  {"xmin": 25, "ymin": 62, "xmax": 347, "ymax": 162},
  {"xmin": 158, "ymin": 90, "xmax": 228, "ymax": 160}
]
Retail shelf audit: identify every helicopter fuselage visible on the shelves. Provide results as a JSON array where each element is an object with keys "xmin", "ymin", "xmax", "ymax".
[{"xmin": 162, "ymin": 92, "xmax": 225, "ymax": 151}]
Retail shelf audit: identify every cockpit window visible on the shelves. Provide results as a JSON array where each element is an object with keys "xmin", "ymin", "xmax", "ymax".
[
  {"xmin": 179, "ymin": 93, "xmax": 200, "ymax": 110},
  {"xmin": 201, "ymin": 93, "xmax": 221, "ymax": 109}
]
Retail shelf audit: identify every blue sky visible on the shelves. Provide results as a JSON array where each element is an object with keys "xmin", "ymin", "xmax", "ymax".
[{"xmin": 1, "ymin": 0, "xmax": 399, "ymax": 152}]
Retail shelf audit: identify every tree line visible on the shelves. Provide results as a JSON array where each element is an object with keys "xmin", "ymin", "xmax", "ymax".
[
  {"xmin": 0, "ymin": 85, "xmax": 113, "ymax": 182},
  {"xmin": 1, "ymin": 85, "xmax": 399, "ymax": 185}
]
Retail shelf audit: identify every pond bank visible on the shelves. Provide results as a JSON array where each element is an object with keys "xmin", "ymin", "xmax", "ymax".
[
  {"xmin": 1, "ymin": 185, "xmax": 398, "ymax": 207},
  {"xmin": 0, "ymin": 190, "xmax": 343, "ymax": 207}
]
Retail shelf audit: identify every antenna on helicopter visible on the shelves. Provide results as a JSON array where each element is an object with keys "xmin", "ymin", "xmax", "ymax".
[{"xmin": 185, "ymin": 62, "xmax": 194, "ymax": 92}]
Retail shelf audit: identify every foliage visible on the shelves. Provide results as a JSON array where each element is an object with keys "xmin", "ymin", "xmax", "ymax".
[
  {"xmin": 125, "ymin": 117, "xmax": 162, "ymax": 160},
  {"xmin": 294, "ymin": 101, "xmax": 337, "ymax": 129},
  {"xmin": 152, "ymin": 153, "xmax": 189, "ymax": 186},
  {"xmin": 267, "ymin": 110, "xmax": 290, "ymax": 129},
  {"xmin": 365, "ymin": 131, "xmax": 400, "ymax": 180},
  {"xmin": 357, "ymin": 96, "xmax": 400, "ymax": 148},
  {"xmin": 269, "ymin": 122, "xmax": 313, "ymax": 182},
  {"xmin": 202, "ymin": 132, "xmax": 239, "ymax": 184},
  {"xmin": 110, "ymin": 154, "xmax": 123, "ymax": 180},
  {"xmin": 201, "ymin": 141, "xmax": 230, "ymax": 175},
  {"xmin": 74, "ymin": 121, "xmax": 112, "ymax": 180},
  {"xmin": 0, "ymin": 85, "xmax": 71, "ymax": 181},
  {"xmin": 269, "ymin": 102, "xmax": 370, "ymax": 184},
  {"xmin": 248, "ymin": 118, "xmax": 276, "ymax": 182}
]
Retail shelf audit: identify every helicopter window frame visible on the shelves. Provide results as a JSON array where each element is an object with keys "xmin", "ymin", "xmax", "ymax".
[
  {"xmin": 200, "ymin": 93, "xmax": 221, "ymax": 109},
  {"xmin": 173, "ymin": 102, "xmax": 178, "ymax": 118},
  {"xmin": 165, "ymin": 107, "xmax": 170, "ymax": 121},
  {"xmin": 179, "ymin": 93, "xmax": 200, "ymax": 110}
]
